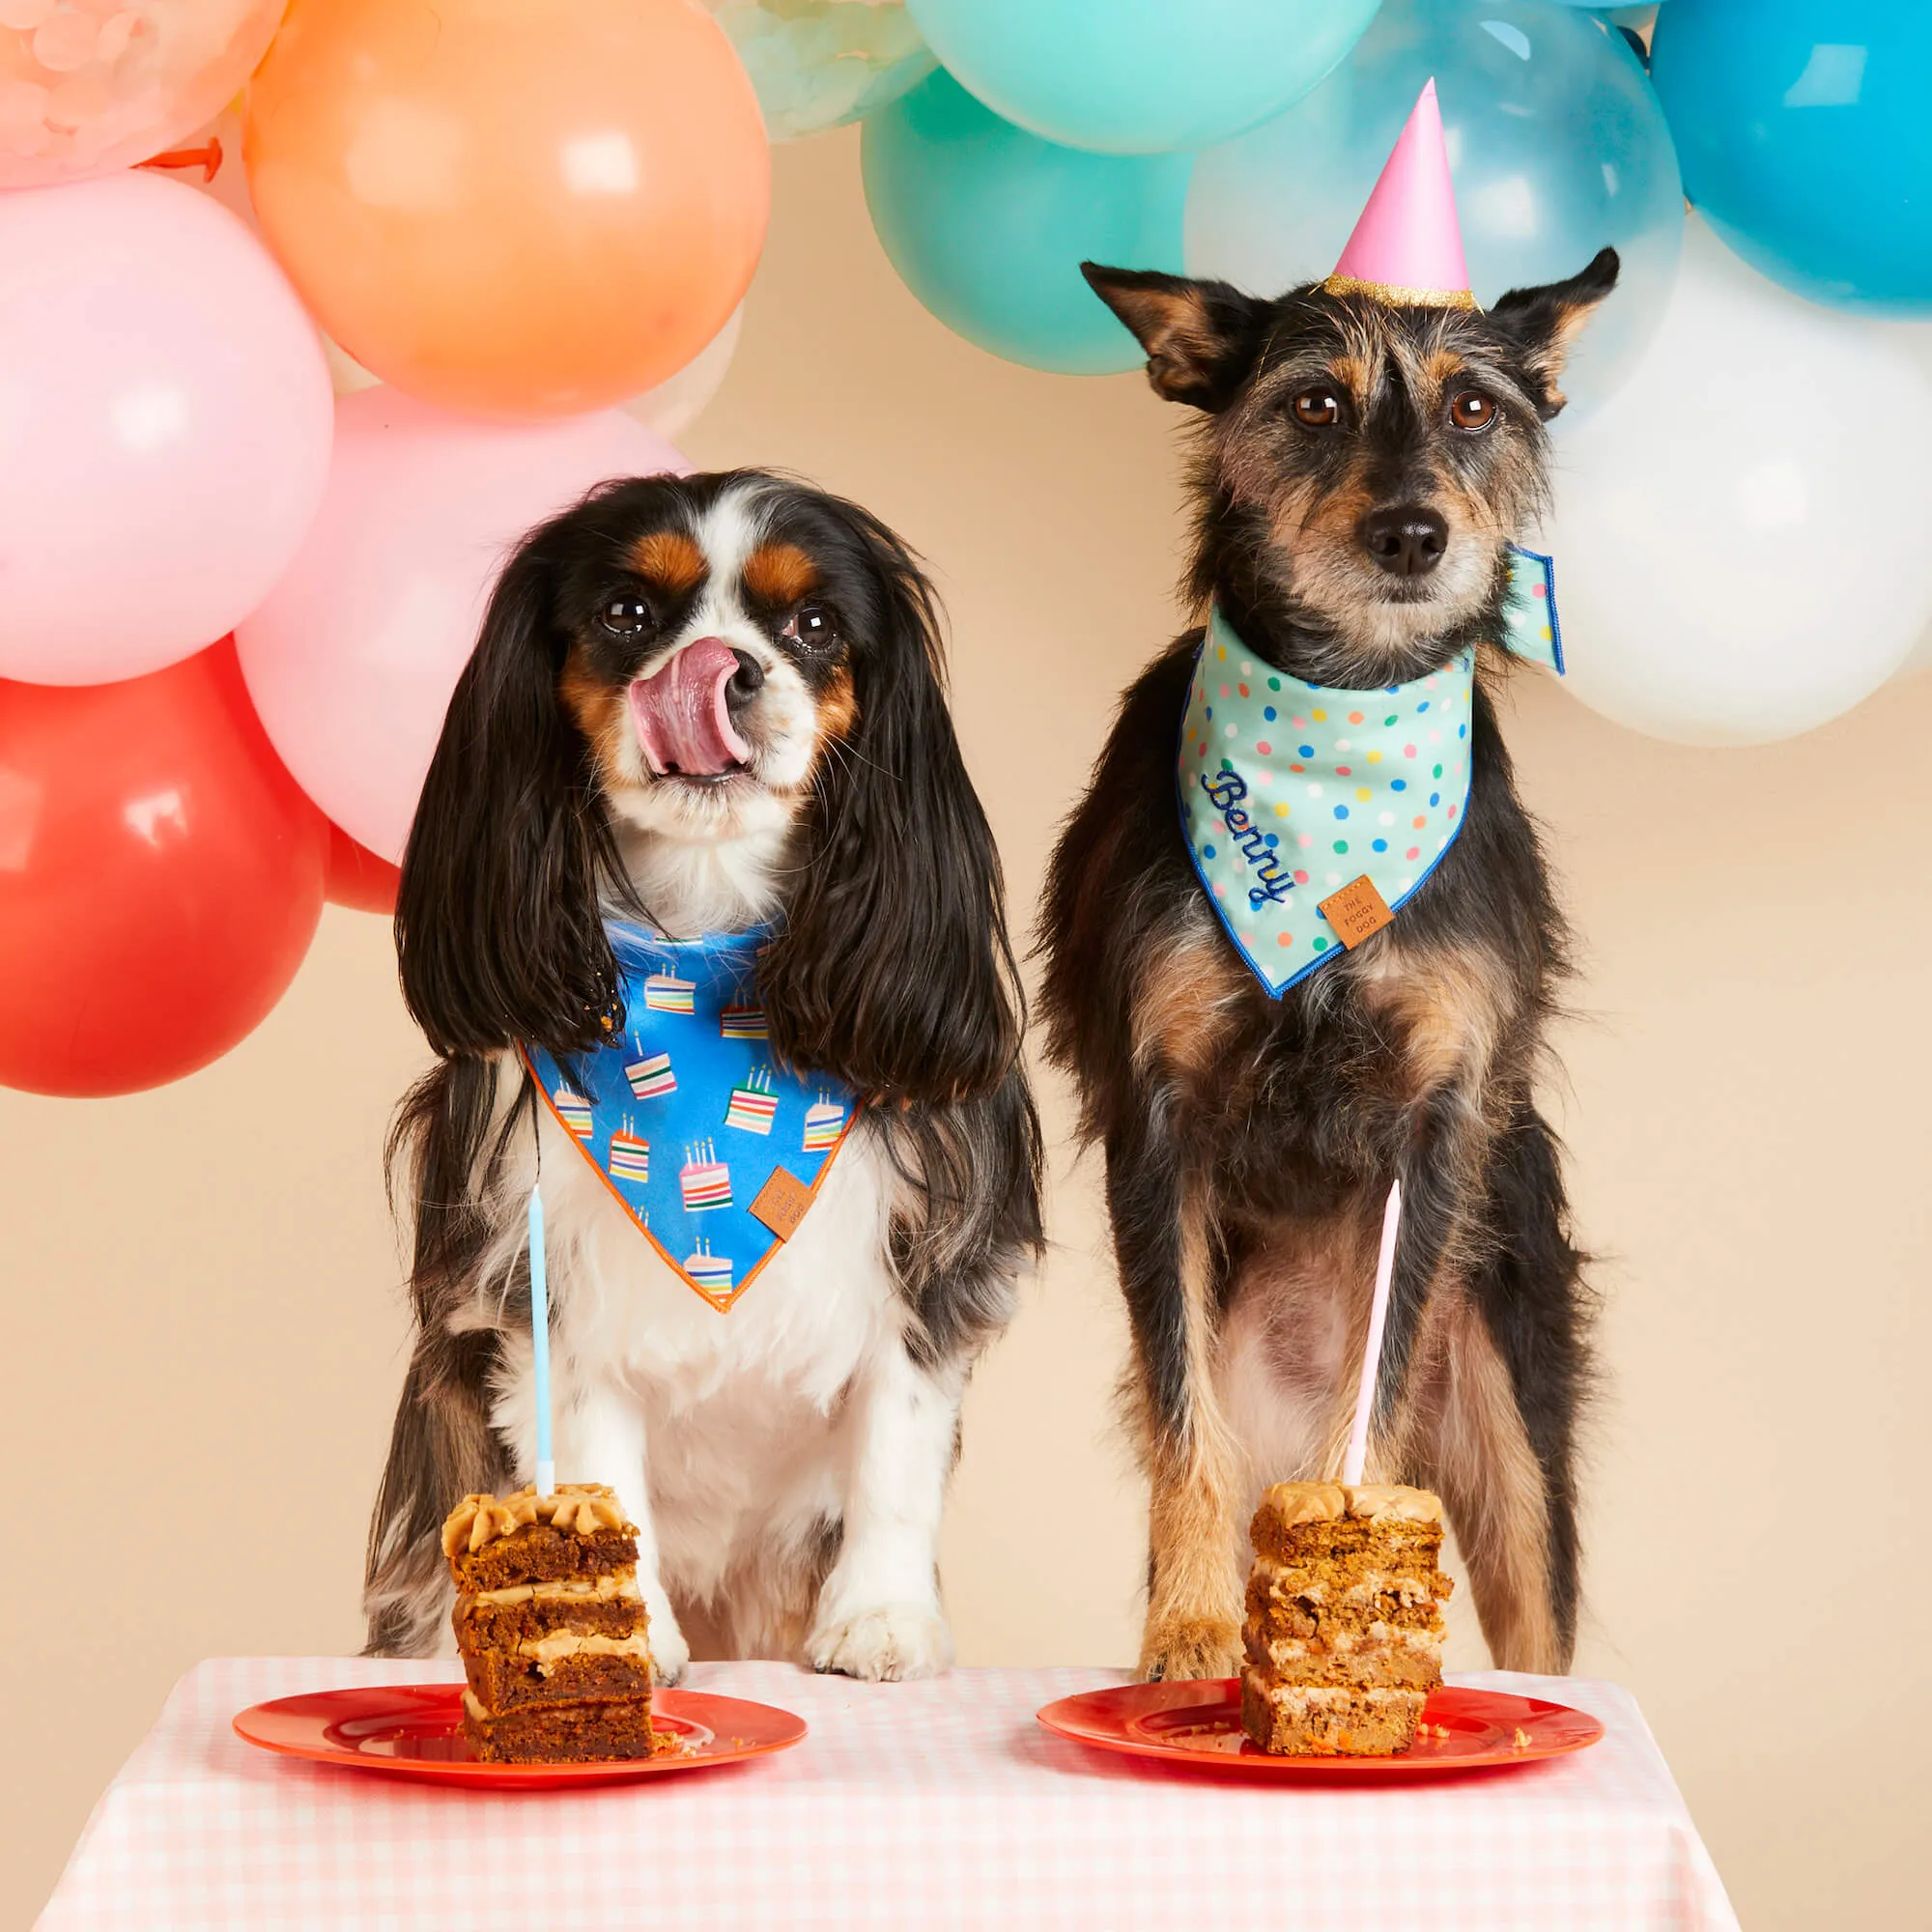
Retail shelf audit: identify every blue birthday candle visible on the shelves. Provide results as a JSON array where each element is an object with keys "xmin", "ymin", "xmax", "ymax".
[{"xmin": 528, "ymin": 1183, "xmax": 554, "ymax": 1497}]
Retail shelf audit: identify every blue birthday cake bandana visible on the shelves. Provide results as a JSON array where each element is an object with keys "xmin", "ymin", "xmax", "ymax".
[
  {"xmin": 525, "ymin": 924, "xmax": 859, "ymax": 1312},
  {"xmin": 1179, "ymin": 546, "xmax": 1561, "ymax": 998}
]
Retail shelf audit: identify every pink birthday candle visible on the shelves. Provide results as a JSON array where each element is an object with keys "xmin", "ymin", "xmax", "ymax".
[{"xmin": 1343, "ymin": 1179, "xmax": 1403, "ymax": 1487}]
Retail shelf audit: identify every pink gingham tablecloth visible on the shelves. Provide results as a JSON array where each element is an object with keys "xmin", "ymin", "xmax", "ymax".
[{"xmin": 39, "ymin": 1658, "xmax": 1737, "ymax": 1930}]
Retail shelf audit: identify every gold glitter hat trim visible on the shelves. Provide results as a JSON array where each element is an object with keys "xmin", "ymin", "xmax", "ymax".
[{"xmin": 1321, "ymin": 272, "xmax": 1480, "ymax": 312}]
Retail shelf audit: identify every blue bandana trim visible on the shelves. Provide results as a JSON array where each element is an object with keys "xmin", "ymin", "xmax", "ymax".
[
  {"xmin": 1178, "ymin": 546, "xmax": 1561, "ymax": 998},
  {"xmin": 525, "ymin": 925, "xmax": 859, "ymax": 1312}
]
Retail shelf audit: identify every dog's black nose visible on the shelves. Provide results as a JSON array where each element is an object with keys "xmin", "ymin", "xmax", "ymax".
[
  {"xmin": 1361, "ymin": 505, "xmax": 1449, "ymax": 577},
  {"xmin": 726, "ymin": 648, "xmax": 765, "ymax": 704}
]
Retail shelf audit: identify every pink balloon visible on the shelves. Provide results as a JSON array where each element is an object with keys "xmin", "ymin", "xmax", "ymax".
[
  {"xmin": 0, "ymin": 0, "xmax": 289, "ymax": 189},
  {"xmin": 0, "ymin": 172, "xmax": 332, "ymax": 687},
  {"xmin": 236, "ymin": 390, "xmax": 688, "ymax": 864}
]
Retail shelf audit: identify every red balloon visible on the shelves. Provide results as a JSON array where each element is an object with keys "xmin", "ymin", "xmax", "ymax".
[
  {"xmin": 326, "ymin": 819, "xmax": 401, "ymax": 915},
  {"xmin": 0, "ymin": 641, "xmax": 327, "ymax": 1097}
]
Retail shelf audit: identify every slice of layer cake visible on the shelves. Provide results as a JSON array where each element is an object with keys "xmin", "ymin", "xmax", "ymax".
[
  {"xmin": 1239, "ymin": 1481, "xmax": 1452, "ymax": 1756},
  {"xmin": 442, "ymin": 1483, "xmax": 664, "ymax": 1763}
]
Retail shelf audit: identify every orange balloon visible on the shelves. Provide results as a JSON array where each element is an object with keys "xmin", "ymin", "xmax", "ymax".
[{"xmin": 243, "ymin": 0, "xmax": 769, "ymax": 419}]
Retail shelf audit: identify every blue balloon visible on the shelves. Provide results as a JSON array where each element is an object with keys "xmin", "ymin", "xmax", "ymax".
[
  {"xmin": 1185, "ymin": 0, "xmax": 1684, "ymax": 412},
  {"xmin": 1650, "ymin": 0, "xmax": 1932, "ymax": 313},
  {"xmin": 903, "ymin": 0, "xmax": 1381, "ymax": 155},
  {"xmin": 862, "ymin": 70, "xmax": 1190, "ymax": 375}
]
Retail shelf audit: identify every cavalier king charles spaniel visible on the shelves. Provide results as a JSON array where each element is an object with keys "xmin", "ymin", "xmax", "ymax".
[{"xmin": 364, "ymin": 471, "xmax": 1041, "ymax": 1682}]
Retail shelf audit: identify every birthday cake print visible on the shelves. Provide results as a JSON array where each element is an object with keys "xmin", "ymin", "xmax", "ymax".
[
  {"xmin": 607, "ymin": 1127, "xmax": 649, "ymax": 1186},
  {"xmin": 683, "ymin": 1237, "xmax": 734, "ymax": 1301},
  {"xmin": 679, "ymin": 1140, "xmax": 732, "ymax": 1212},
  {"xmin": 525, "ymin": 925, "xmax": 859, "ymax": 1314},
  {"xmin": 802, "ymin": 1092, "xmax": 847, "ymax": 1153},
  {"xmin": 625, "ymin": 1046, "xmax": 676, "ymax": 1100},
  {"xmin": 800, "ymin": 1090, "xmax": 846, "ymax": 1144},
  {"xmin": 554, "ymin": 1087, "xmax": 594, "ymax": 1139},
  {"xmin": 724, "ymin": 1066, "xmax": 779, "ymax": 1136},
  {"xmin": 642, "ymin": 971, "xmax": 695, "ymax": 1015}
]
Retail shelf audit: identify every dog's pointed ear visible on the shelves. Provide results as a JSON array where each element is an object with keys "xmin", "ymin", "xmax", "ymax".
[
  {"xmin": 759, "ymin": 503, "xmax": 1022, "ymax": 1107},
  {"xmin": 1489, "ymin": 245, "xmax": 1620, "ymax": 420},
  {"xmin": 1082, "ymin": 264, "xmax": 1270, "ymax": 412},
  {"xmin": 395, "ymin": 519, "xmax": 624, "ymax": 1061}
]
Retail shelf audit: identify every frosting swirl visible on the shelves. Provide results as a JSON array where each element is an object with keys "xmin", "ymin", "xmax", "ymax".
[
  {"xmin": 440, "ymin": 1482, "xmax": 632, "ymax": 1558},
  {"xmin": 1258, "ymin": 1481, "xmax": 1444, "ymax": 1526}
]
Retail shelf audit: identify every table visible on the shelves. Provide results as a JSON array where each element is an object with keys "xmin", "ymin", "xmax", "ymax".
[{"xmin": 39, "ymin": 1658, "xmax": 1738, "ymax": 1930}]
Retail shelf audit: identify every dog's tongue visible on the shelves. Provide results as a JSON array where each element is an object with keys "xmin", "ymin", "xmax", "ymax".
[{"xmin": 628, "ymin": 636, "xmax": 750, "ymax": 776}]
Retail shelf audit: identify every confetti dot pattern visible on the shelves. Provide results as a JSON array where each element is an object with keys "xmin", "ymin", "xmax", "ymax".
[
  {"xmin": 1181, "ymin": 610, "xmax": 1480, "ymax": 996},
  {"xmin": 1178, "ymin": 556, "xmax": 1558, "ymax": 993}
]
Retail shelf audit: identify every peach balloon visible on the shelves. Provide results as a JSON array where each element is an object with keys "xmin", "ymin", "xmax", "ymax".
[
  {"xmin": 243, "ymin": 0, "xmax": 770, "ymax": 420},
  {"xmin": 0, "ymin": 0, "xmax": 287, "ymax": 188}
]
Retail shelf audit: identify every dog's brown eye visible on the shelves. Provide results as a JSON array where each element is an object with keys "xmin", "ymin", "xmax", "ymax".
[
  {"xmin": 601, "ymin": 596, "xmax": 652, "ymax": 638},
  {"xmin": 781, "ymin": 604, "xmax": 837, "ymax": 649},
  {"xmin": 1449, "ymin": 389, "xmax": 1496, "ymax": 432},
  {"xmin": 1292, "ymin": 387, "xmax": 1343, "ymax": 429}
]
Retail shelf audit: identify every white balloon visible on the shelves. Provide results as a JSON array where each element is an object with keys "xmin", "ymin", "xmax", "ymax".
[
  {"xmin": 623, "ymin": 306, "xmax": 744, "ymax": 440},
  {"xmin": 1544, "ymin": 216, "xmax": 1932, "ymax": 746},
  {"xmin": 1878, "ymin": 317, "xmax": 1932, "ymax": 680}
]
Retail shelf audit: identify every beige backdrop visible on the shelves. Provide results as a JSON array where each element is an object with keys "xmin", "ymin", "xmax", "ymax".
[{"xmin": 7, "ymin": 130, "xmax": 1925, "ymax": 1930}]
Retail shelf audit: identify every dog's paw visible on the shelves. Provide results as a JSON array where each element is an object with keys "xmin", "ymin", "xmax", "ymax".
[
  {"xmin": 807, "ymin": 1605, "xmax": 953, "ymax": 1683},
  {"xmin": 649, "ymin": 1615, "xmax": 692, "ymax": 1689},
  {"xmin": 1139, "ymin": 1614, "xmax": 1240, "ymax": 1685}
]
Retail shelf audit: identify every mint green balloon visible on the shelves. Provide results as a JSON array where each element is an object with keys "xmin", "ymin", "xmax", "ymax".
[
  {"xmin": 862, "ymin": 70, "xmax": 1190, "ymax": 374},
  {"xmin": 905, "ymin": 0, "xmax": 1382, "ymax": 154}
]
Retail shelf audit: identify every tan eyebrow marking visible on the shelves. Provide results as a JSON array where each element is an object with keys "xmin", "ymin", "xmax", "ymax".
[
  {"xmin": 629, "ymin": 529, "xmax": 707, "ymax": 595},
  {"xmin": 743, "ymin": 541, "xmax": 819, "ymax": 607}
]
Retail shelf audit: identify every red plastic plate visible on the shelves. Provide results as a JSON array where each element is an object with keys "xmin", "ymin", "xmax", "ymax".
[
  {"xmin": 1037, "ymin": 1679, "xmax": 1604, "ymax": 1776},
  {"xmin": 234, "ymin": 1683, "xmax": 806, "ymax": 1790}
]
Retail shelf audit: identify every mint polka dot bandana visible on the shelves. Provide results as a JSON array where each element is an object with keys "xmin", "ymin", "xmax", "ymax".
[{"xmin": 1178, "ymin": 547, "xmax": 1561, "ymax": 998}]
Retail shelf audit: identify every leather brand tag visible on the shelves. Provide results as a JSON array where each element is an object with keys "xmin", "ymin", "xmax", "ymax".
[
  {"xmin": 1318, "ymin": 874, "xmax": 1395, "ymax": 950},
  {"xmin": 750, "ymin": 1166, "xmax": 814, "ymax": 1241}
]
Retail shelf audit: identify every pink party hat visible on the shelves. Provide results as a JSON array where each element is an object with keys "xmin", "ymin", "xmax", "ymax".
[{"xmin": 1322, "ymin": 79, "xmax": 1475, "ymax": 310}]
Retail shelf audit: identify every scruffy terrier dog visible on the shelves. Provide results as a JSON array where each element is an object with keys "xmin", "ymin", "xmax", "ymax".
[
  {"xmin": 366, "ymin": 471, "xmax": 1041, "ymax": 1681},
  {"xmin": 1041, "ymin": 249, "xmax": 1618, "ymax": 1682}
]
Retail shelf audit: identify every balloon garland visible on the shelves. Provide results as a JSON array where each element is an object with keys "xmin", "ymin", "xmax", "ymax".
[
  {"xmin": 1, "ymin": 0, "xmax": 1929, "ymax": 1093},
  {"xmin": 863, "ymin": 71, "xmax": 1191, "ymax": 376},
  {"xmin": 1543, "ymin": 215, "xmax": 1932, "ymax": 744},
  {"xmin": 1184, "ymin": 0, "xmax": 1685, "ymax": 415}
]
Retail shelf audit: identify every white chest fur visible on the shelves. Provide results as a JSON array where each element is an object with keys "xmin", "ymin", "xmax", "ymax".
[{"xmin": 477, "ymin": 1099, "xmax": 954, "ymax": 1676}]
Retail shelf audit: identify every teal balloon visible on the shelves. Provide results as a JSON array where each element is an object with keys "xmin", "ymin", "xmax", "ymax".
[
  {"xmin": 903, "ymin": 0, "xmax": 1382, "ymax": 155},
  {"xmin": 1185, "ymin": 0, "xmax": 1684, "ymax": 412},
  {"xmin": 862, "ymin": 70, "xmax": 1190, "ymax": 375},
  {"xmin": 1651, "ymin": 0, "xmax": 1932, "ymax": 313}
]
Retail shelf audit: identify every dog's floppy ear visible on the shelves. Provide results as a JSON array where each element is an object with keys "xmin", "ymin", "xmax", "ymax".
[
  {"xmin": 1082, "ymin": 264, "xmax": 1270, "ymax": 412},
  {"xmin": 1489, "ymin": 245, "xmax": 1620, "ymax": 420},
  {"xmin": 395, "ymin": 520, "xmax": 624, "ymax": 1061},
  {"xmin": 759, "ymin": 504, "xmax": 1022, "ymax": 1106}
]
